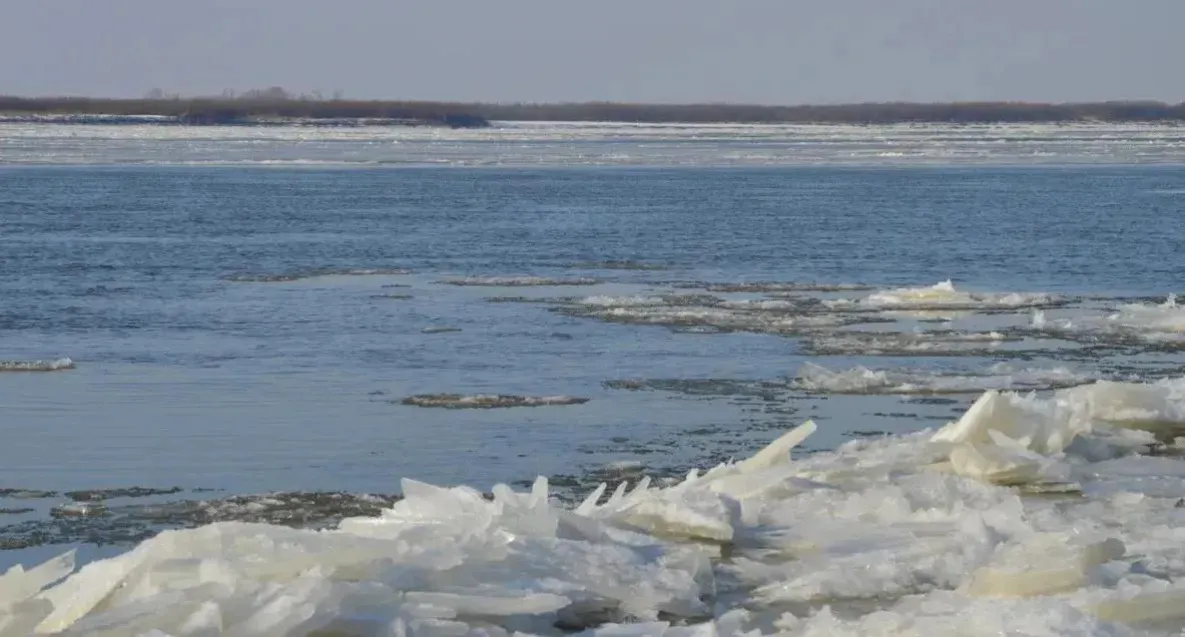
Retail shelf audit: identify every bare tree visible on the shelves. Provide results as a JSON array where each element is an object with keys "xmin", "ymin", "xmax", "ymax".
[{"xmin": 240, "ymin": 86, "xmax": 291, "ymax": 102}]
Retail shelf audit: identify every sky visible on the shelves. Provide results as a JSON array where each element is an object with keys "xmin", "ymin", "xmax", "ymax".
[{"xmin": 2, "ymin": 0, "xmax": 1183, "ymax": 105}]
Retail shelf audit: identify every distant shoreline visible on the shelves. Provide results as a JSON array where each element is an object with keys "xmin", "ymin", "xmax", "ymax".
[{"xmin": 2, "ymin": 96, "xmax": 1185, "ymax": 126}]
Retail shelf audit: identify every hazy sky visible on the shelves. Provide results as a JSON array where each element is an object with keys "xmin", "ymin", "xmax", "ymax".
[{"xmin": 3, "ymin": 0, "xmax": 1183, "ymax": 104}]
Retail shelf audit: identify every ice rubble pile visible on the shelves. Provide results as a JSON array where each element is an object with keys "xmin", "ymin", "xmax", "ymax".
[
  {"xmin": 0, "ymin": 423, "xmax": 817, "ymax": 636},
  {"xmin": 9, "ymin": 380, "xmax": 1185, "ymax": 635},
  {"xmin": 928, "ymin": 378, "xmax": 1185, "ymax": 485}
]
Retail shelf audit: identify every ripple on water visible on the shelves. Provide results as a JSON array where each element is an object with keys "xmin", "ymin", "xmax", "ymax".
[
  {"xmin": 222, "ymin": 267, "xmax": 412, "ymax": 283},
  {"xmin": 440, "ymin": 276, "xmax": 600, "ymax": 287}
]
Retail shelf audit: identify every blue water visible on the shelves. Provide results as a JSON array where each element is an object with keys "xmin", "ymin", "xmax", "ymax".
[{"xmin": 2, "ymin": 163, "xmax": 1184, "ymax": 563}]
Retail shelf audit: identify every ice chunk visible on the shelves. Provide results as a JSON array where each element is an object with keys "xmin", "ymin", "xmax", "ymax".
[
  {"xmin": 735, "ymin": 420, "xmax": 816, "ymax": 474},
  {"xmin": 932, "ymin": 390, "xmax": 1087, "ymax": 455},
  {"xmin": 929, "ymin": 388, "xmax": 1112, "ymax": 485},
  {"xmin": 1060, "ymin": 379, "xmax": 1185, "ymax": 433},
  {"xmin": 1090, "ymin": 588, "xmax": 1185, "ymax": 624},
  {"xmin": 966, "ymin": 536, "xmax": 1125, "ymax": 597},
  {"xmin": 608, "ymin": 490, "xmax": 736, "ymax": 542},
  {"xmin": 400, "ymin": 394, "xmax": 590, "ymax": 409},
  {"xmin": 948, "ymin": 440, "xmax": 1057, "ymax": 486},
  {"xmin": 33, "ymin": 542, "xmax": 156, "ymax": 634},
  {"xmin": 0, "ymin": 550, "xmax": 74, "ymax": 611},
  {"xmin": 562, "ymin": 421, "xmax": 820, "ymax": 544}
]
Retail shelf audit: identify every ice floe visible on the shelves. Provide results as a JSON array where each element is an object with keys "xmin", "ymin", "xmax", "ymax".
[
  {"xmin": 825, "ymin": 279, "xmax": 1063, "ymax": 312},
  {"xmin": 0, "ymin": 358, "xmax": 75, "ymax": 372},
  {"xmin": 670, "ymin": 281, "xmax": 873, "ymax": 293},
  {"xmin": 604, "ymin": 378, "xmax": 789, "ymax": 400},
  {"xmin": 441, "ymin": 276, "xmax": 600, "ymax": 287},
  {"xmin": 803, "ymin": 330, "xmax": 1015, "ymax": 356},
  {"xmin": 1028, "ymin": 296, "xmax": 1185, "ymax": 348},
  {"xmin": 559, "ymin": 298, "xmax": 863, "ymax": 335},
  {"xmin": 794, "ymin": 361, "xmax": 1092, "ymax": 395},
  {"xmin": 1109, "ymin": 295, "xmax": 1185, "ymax": 334},
  {"xmin": 400, "ymin": 394, "xmax": 591, "ymax": 409}
]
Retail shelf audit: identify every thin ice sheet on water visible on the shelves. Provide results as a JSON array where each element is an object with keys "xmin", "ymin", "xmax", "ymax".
[
  {"xmin": 803, "ymin": 330, "xmax": 1012, "ymax": 357},
  {"xmin": 0, "ymin": 358, "xmax": 75, "ymax": 372},
  {"xmin": 794, "ymin": 361, "xmax": 1090, "ymax": 395},
  {"xmin": 1030, "ymin": 295, "xmax": 1185, "ymax": 346},
  {"xmin": 1110, "ymin": 295, "xmax": 1185, "ymax": 334},
  {"xmin": 563, "ymin": 301, "xmax": 852, "ymax": 335}
]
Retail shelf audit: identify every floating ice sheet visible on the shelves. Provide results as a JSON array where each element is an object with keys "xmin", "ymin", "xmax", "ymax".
[
  {"xmin": 399, "ymin": 394, "xmax": 591, "ymax": 409},
  {"xmin": 1029, "ymin": 296, "xmax": 1185, "ymax": 348},
  {"xmin": 0, "ymin": 358, "xmax": 75, "ymax": 373},
  {"xmin": 1110, "ymin": 295, "xmax": 1185, "ymax": 334},
  {"xmin": 794, "ymin": 361, "xmax": 1092, "ymax": 395},
  {"xmin": 559, "ymin": 297, "xmax": 864, "ymax": 336},
  {"xmin": 825, "ymin": 280, "xmax": 1063, "ymax": 312},
  {"xmin": 803, "ymin": 330, "xmax": 1016, "ymax": 356}
]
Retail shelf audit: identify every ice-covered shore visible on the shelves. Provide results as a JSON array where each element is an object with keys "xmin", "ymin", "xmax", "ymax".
[{"xmin": 7, "ymin": 378, "xmax": 1185, "ymax": 635}]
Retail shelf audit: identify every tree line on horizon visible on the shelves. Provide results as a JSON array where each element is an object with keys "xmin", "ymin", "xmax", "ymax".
[{"xmin": 1, "ymin": 87, "xmax": 1184, "ymax": 126}]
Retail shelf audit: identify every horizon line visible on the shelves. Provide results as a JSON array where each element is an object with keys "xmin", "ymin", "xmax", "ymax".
[{"xmin": 4, "ymin": 93, "xmax": 1185, "ymax": 109}]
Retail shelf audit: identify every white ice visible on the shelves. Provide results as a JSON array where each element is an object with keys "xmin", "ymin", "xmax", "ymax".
[
  {"xmin": 1109, "ymin": 295, "xmax": 1185, "ymax": 334},
  {"xmin": 5, "ymin": 121, "xmax": 1184, "ymax": 168},
  {"xmin": 570, "ymin": 302, "xmax": 851, "ymax": 334},
  {"xmin": 0, "ymin": 358, "xmax": 75, "ymax": 372},
  {"xmin": 795, "ymin": 361, "xmax": 1089, "ymax": 394},
  {"xmin": 825, "ymin": 280, "xmax": 1059, "ymax": 311},
  {"xmin": 805, "ymin": 330, "xmax": 1008, "ymax": 356},
  {"xmin": 1030, "ymin": 295, "xmax": 1185, "ymax": 344}
]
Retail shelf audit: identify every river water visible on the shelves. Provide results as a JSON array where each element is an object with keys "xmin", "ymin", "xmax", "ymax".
[{"xmin": 2, "ymin": 121, "xmax": 1185, "ymax": 635}]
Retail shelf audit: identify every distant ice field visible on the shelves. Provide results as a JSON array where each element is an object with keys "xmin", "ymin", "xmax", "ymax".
[{"xmin": 1, "ymin": 120, "xmax": 1184, "ymax": 166}]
